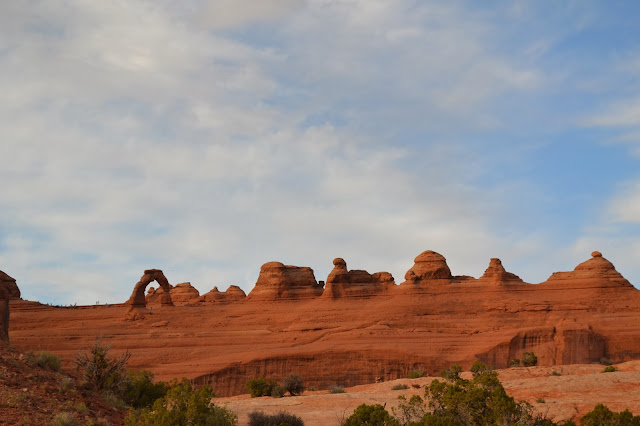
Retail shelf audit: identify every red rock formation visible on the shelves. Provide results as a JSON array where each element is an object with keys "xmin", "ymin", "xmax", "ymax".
[
  {"xmin": 478, "ymin": 258, "xmax": 523, "ymax": 284},
  {"xmin": 126, "ymin": 269, "xmax": 174, "ymax": 308},
  {"xmin": 322, "ymin": 258, "xmax": 395, "ymax": 298},
  {"xmin": 0, "ymin": 270, "xmax": 21, "ymax": 299},
  {"xmin": 198, "ymin": 285, "xmax": 246, "ymax": 304},
  {"xmin": 247, "ymin": 262, "xmax": 323, "ymax": 300},
  {"xmin": 545, "ymin": 251, "xmax": 633, "ymax": 288},
  {"xmin": 169, "ymin": 282, "xmax": 200, "ymax": 304},
  {"xmin": 402, "ymin": 250, "xmax": 453, "ymax": 285},
  {"xmin": 0, "ymin": 277, "xmax": 9, "ymax": 343}
]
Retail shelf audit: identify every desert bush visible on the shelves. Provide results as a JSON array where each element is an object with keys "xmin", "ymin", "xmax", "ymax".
[
  {"xmin": 125, "ymin": 378, "xmax": 237, "ymax": 426},
  {"xmin": 392, "ymin": 384, "xmax": 409, "ymax": 390},
  {"xmin": 408, "ymin": 369, "xmax": 425, "ymax": 379},
  {"xmin": 509, "ymin": 358, "xmax": 521, "ymax": 367},
  {"xmin": 123, "ymin": 369, "xmax": 169, "ymax": 408},
  {"xmin": 50, "ymin": 412, "xmax": 77, "ymax": 426},
  {"xmin": 551, "ymin": 371, "xmax": 561, "ymax": 376},
  {"xmin": 343, "ymin": 403, "xmax": 399, "ymax": 426},
  {"xmin": 602, "ymin": 366, "xmax": 617, "ymax": 373},
  {"xmin": 440, "ymin": 364, "xmax": 462, "ymax": 381},
  {"xmin": 392, "ymin": 395, "xmax": 426, "ymax": 425},
  {"xmin": 283, "ymin": 373, "xmax": 305, "ymax": 396},
  {"xmin": 247, "ymin": 411, "xmax": 304, "ymax": 426},
  {"xmin": 470, "ymin": 360, "xmax": 493, "ymax": 378},
  {"xmin": 329, "ymin": 384, "xmax": 345, "ymax": 394},
  {"xmin": 580, "ymin": 403, "xmax": 640, "ymax": 425},
  {"xmin": 536, "ymin": 398, "xmax": 546, "ymax": 403},
  {"xmin": 27, "ymin": 351, "xmax": 62, "ymax": 371},
  {"xmin": 522, "ymin": 352, "xmax": 538, "ymax": 367},
  {"xmin": 246, "ymin": 377, "xmax": 277, "ymax": 398},
  {"xmin": 75, "ymin": 338, "xmax": 130, "ymax": 393},
  {"xmin": 271, "ymin": 384, "xmax": 286, "ymax": 398}
]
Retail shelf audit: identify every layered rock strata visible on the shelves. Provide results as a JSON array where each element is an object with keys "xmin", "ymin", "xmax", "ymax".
[
  {"xmin": 322, "ymin": 258, "xmax": 395, "ymax": 298},
  {"xmin": 247, "ymin": 262, "xmax": 323, "ymax": 300}
]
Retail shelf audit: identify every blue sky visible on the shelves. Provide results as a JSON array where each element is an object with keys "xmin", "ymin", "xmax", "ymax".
[{"xmin": 1, "ymin": 0, "xmax": 640, "ymax": 305}]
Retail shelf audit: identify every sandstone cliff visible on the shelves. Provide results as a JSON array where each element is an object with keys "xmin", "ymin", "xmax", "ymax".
[
  {"xmin": 322, "ymin": 258, "xmax": 395, "ymax": 298},
  {"xmin": 247, "ymin": 262, "xmax": 323, "ymax": 300}
]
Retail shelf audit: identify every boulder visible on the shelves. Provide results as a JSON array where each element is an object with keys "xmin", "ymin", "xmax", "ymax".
[
  {"xmin": 478, "ymin": 258, "xmax": 523, "ymax": 284},
  {"xmin": 403, "ymin": 250, "xmax": 452, "ymax": 283},
  {"xmin": 0, "ymin": 270, "xmax": 20, "ymax": 299},
  {"xmin": 248, "ymin": 262, "xmax": 323, "ymax": 301},
  {"xmin": 169, "ymin": 282, "xmax": 200, "ymax": 304},
  {"xmin": 323, "ymin": 258, "xmax": 395, "ymax": 298}
]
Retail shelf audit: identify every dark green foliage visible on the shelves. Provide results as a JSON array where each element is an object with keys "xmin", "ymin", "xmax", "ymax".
[
  {"xmin": 408, "ymin": 369, "xmax": 426, "ymax": 379},
  {"xmin": 440, "ymin": 365, "xmax": 462, "ymax": 382},
  {"xmin": 27, "ymin": 351, "xmax": 61, "ymax": 371},
  {"xmin": 343, "ymin": 404, "xmax": 399, "ymax": 426},
  {"xmin": 246, "ymin": 377, "xmax": 277, "ymax": 398},
  {"xmin": 125, "ymin": 378, "xmax": 237, "ymax": 426},
  {"xmin": 580, "ymin": 403, "xmax": 640, "ymax": 426},
  {"xmin": 271, "ymin": 384, "xmax": 286, "ymax": 398},
  {"xmin": 74, "ymin": 338, "xmax": 130, "ymax": 393},
  {"xmin": 283, "ymin": 373, "xmax": 305, "ymax": 396},
  {"xmin": 123, "ymin": 370, "xmax": 169, "ymax": 409},
  {"xmin": 470, "ymin": 361, "xmax": 492, "ymax": 378},
  {"xmin": 522, "ymin": 352, "xmax": 538, "ymax": 367},
  {"xmin": 509, "ymin": 358, "xmax": 521, "ymax": 367},
  {"xmin": 602, "ymin": 366, "xmax": 617, "ymax": 373},
  {"xmin": 247, "ymin": 411, "xmax": 304, "ymax": 426}
]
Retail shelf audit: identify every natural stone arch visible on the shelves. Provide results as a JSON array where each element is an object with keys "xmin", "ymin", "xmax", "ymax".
[{"xmin": 126, "ymin": 269, "xmax": 174, "ymax": 308}]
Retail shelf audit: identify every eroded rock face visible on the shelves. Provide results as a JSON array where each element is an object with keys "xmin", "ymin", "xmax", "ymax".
[
  {"xmin": 170, "ymin": 282, "xmax": 200, "ymax": 304},
  {"xmin": 545, "ymin": 251, "xmax": 633, "ymax": 288},
  {"xmin": 126, "ymin": 269, "xmax": 174, "ymax": 308},
  {"xmin": 323, "ymin": 258, "xmax": 395, "ymax": 298},
  {"xmin": 0, "ymin": 271, "xmax": 20, "ymax": 299},
  {"xmin": 479, "ymin": 258, "xmax": 523, "ymax": 284},
  {"xmin": 403, "ymin": 250, "xmax": 453, "ymax": 283},
  {"xmin": 198, "ymin": 285, "xmax": 247, "ymax": 304},
  {"xmin": 248, "ymin": 262, "xmax": 323, "ymax": 300},
  {"xmin": 0, "ymin": 279, "xmax": 9, "ymax": 343}
]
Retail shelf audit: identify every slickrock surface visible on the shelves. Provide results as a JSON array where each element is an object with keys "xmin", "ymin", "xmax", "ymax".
[
  {"xmin": 8, "ymin": 251, "xmax": 640, "ymax": 398},
  {"xmin": 215, "ymin": 361, "xmax": 640, "ymax": 426}
]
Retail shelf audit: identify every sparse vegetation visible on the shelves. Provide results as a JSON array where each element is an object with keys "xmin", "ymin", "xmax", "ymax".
[
  {"xmin": 523, "ymin": 352, "xmax": 538, "ymax": 367},
  {"xmin": 50, "ymin": 412, "xmax": 77, "ymax": 426},
  {"xmin": 580, "ymin": 403, "xmax": 640, "ymax": 425},
  {"xmin": 509, "ymin": 358, "xmax": 521, "ymax": 367},
  {"xmin": 248, "ymin": 411, "xmax": 304, "ymax": 426},
  {"xmin": 329, "ymin": 384, "xmax": 345, "ymax": 394},
  {"xmin": 74, "ymin": 338, "xmax": 130, "ymax": 393},
  {"xmin": 125, "ymin": 378, "xmax": 237, "ymax": 426},
  {"xmin": 122, "ymin": 369, "xmax": 169, "ymax": 408},
  {"xmin": 283, "ymin": 373, "xmax": 305, "ymax": 396},
  {"xmin": 392, "ymin": 384, "xmax": 409, "ymax": 390},
  {"xmin": 407, "ymin": 368, "xmax": 425, "ymax": 379},
  {"xmin": 602, "ymin": 366, "xmax": 617, "ymax": 373},
  {"xmin": 343, "ymin": 403, "xmax": 399, "ymax": 426},
  {"xmin": 27, "ymin": 351, "xmax": 61, "ymax": 372},
  {"xmin": 551, "ymin": 371, "xmax": 561, "ymax": 376},
  {"xmin": 246, "ymin": 377, "xmax": 277, "ymax": 398},
  {"xmin": 271, "ymin": 384, "xmax": 286, "ymax": 398},
  {"xmin": 536, "ymin": 398, "xmax": 546, "ymax": 403},
  {"xmin": 440, "ymin": 364, "xmax": 462, "ymax": 381}
]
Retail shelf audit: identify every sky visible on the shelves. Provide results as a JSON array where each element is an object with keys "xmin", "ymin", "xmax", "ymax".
[{"xmin": 2, "ymin": 0, "xmax": 640, "ymax": 305}]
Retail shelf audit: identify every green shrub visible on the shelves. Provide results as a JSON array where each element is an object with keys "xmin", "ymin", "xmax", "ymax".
[
  {"xmin": 551, "ymin": 371, "xmax": 561, "ymax": 376},
  {"xmin": 123, "ymin": 370, "xmax": 169, "ymax": 408},
  {"xmin": 329, "ymin": 384, "xmax": 345, "ymax": 394},
  {"xmin": 392, "ymin": 384, "xmax": 409, "ymax": 390},
  {"xmin": 27, "ymin": 351, "xmax": 62, "ymax": 371},
  {"xmin": 51, "ymin": 412, "xmax": 77, "ymax": 426},
  {"xmin": 602, "ymin": 366, "xmax": 617, "ymax": 373},
  {"xmin": 271, "ymin": 384, "xmax": 286, "ymax": 398},
  {"xmin": 246, "ymin": 377, "xmax": 277, "ymax": 398},
  {"xmin": 536, "ymin": 398, "xmax": 546, "ymax": 403},
  {"xmin": 125, "ymin": 378, "xmax": 237, "ymax": 426},
  {"xmin": 509, "ymin": 358, "xmax": 521, "ymax": 367},
  {"xmin": 74, "ymin": 338, "xmax": 130, "ymax": 393},
  {"xmin": 470, "ymin": 360, "xmax": 493, "ymax": 378},
  {"xmin": 343, "ymin": 404, "xmax": 399, "ymax": 426},
  {"xmin": 283, "ymin": 373, "xmax": 305, "ymax": 396},
  {"xmin": 522, "ymin": 352, "xmax": 538, "ymax": 367},
  {"xmin": 580, "ymin": 403, "xmax": 640, "ymax": 425},
  {"xmin": 408, "ymin": 369, "xmax": 425, "ymax": 379},
  {"xmin": 440, "ymin": 364, "xmax": 462, "ymax": 381},
  {"xmin": 247, "ymin": 411, "xmax": 304, "ymax": 426},
  {"xmin": 392, "ymin": 395, "xmax": 426, "ymax": 425}
]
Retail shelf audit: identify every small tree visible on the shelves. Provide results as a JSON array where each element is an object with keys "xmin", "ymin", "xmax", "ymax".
[
  {"xmin": 522, "ymin": 352, "xmax": 538, "ymax": 367},
  {"xmin": 248, "ymin": 411, "xmax": 304, "ymax": 426},
  {"xmin": 509, "ymin": 358, "xmax": 521, "ymax": 367},
  {"xmin": 283, "ymin": 373, "xmax": 305, "ymax": 396},
  {"xmin": 75, "ymin": 338, "xmax": 130, "ymax": 393},
  {"xmin": 440, "ymin": 364, "xmax": 462, "ymax": 382},
  {"xmin": 343, "ymin": 404, "xmax": 399, "ymax": 426},
  {"xmin": 246, "ymin": 377, "xmax": 277, "ymax": 398},
  {"xmin": 123, "ymin": 370, "xmax": 169, "ymax": 409}
]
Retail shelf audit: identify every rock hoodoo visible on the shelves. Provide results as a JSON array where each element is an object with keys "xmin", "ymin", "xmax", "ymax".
[
  {"xmin": 0, "ymin": 270, "xmax": 21, "ymax": 299},
  {"xmin": 478, "ymin": 258, "xmax": 523, "ymax": 284},
  {"xmin": 322, "ymin": 258, "xmax": 395, "ymax": 298},
  {"xmin": 403, "ymin": 250, "xmax": 453, "ymax": 283},
  {"xmin": 198, "ymin": 285, "xmax": 246, "ymax": 304},
  {"xmin": 126, "ymin": 269, "xmax": 174, "ymax": 308},
  {"xmin": 545, "ymin": 251, "xmax": 633, "ymax": 288},
  {"xmin": 248, "ymin": 262, "xmax": 323, "ymax": 301}
]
